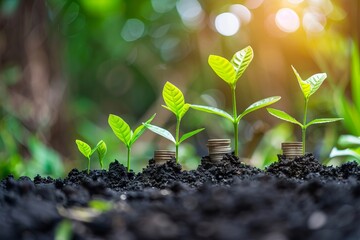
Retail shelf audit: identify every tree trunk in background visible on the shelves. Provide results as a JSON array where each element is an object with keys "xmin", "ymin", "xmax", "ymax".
[{"xmin": 0, "ymin": 0, "xmax": 69, "ymax": 157}]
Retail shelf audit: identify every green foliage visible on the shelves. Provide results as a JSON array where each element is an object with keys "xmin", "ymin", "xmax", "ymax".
[
  {"xmin": 75, "ymin": 139, "xmax": 107, "ymax": 173},
  {"xmin": 330, "ymin": 135, "xmax": 360, "ymax": 162},
  {"xmin": 267, "ymin": 66, "xmax": 342, "ymax": 154},
  {"xmin": 145, "ymin": 82, "xmax": 204, "ymax": 163},
  {"xmin": 108, "ymin": 113, "xmax": 155, "ymax": 171},
  {"xmin": 191, "ymin": 46, "xmax": 280, "ymax": 156},
  {"xmin": 55, "ymin": 220, "xmax": 72, "ymax": 240}
]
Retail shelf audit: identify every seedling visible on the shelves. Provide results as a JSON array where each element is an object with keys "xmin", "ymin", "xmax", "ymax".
[
  {"xmin": 75, "ymin": 139, "xmax": 107, "ymax": 174},
  {"xmin": 267, "ymin": 66, "xmax": 343, "ymax": 154},
  {"xmin": 108, "ymin": 113, "xmax": 156, "ymax": 172},
  {"xmin": 191, "ymin": 46, "xmax": 281, "ymax": 156},
  {"xmin": 144, "ymin": 81, "xmax": 204, "ymax": 163}
]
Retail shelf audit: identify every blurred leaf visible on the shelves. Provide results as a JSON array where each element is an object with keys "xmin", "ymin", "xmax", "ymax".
[
  {"xmin": 55, "ymin": 220, "xmax": 72, "ymax": 240},
  {"xmin": 338, "ymin": 135, "xmax": 360, "ymax": 149},
  {"xmin": 351, "ymin": 41, "xmax": 360, "ymax": 110},
  {"xmin": 306, "ymin": 118, "xmax": 343, "ymax": 127}
]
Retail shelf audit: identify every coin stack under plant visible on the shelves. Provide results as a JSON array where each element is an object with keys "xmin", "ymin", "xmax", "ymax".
[
  {"xmin": 153, "ymin": 150, "xmax": 175, "ymax": 165},
  {"xmin": 207, "ymin": 139, "xmax": 232, "ymax": 162},
  {"xmin": 281, "ymin": 142, "xmax": 303, "ymax": 159}
]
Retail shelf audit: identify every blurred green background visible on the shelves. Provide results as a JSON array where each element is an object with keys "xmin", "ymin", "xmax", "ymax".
[{"xmin": 0, "ymin": 0, "xmax": 359, "ymax": 178}]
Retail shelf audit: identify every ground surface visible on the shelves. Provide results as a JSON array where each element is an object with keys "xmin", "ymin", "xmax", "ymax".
[{"xmin": 1, "ymin": 153, "xmax": 360, "ymax": 240}]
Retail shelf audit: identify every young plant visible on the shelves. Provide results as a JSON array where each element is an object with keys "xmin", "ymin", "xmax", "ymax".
[
  {"xmin": 144, "ymin": 81, "xmax": 204, "ymax": 163},
  {"xmin": 190, "ymin": 46, "xmax": 281, "ymax": 156},
  {"xmin": 267, "ymin": 66, "xmax": 343, "ymax": 154},
  {"xmin": 108, "ymin": 113, "xmax": 156, "ymax": 172},
  {"xmin": 75, "ymin": 139, "xmax": 107, "ymax": 174}
]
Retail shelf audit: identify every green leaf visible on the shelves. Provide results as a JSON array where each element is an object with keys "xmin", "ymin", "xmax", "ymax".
[
  {"xmin": 266, "ymin": 108, "xmax": 303, "ymax": 127},
  {"xmin": 108, "ymin": 114, "xmax": 132, "ymax": 146},
  {"xmin": 330, "ymin": 147, "xmax": 360, "ymax": 161},
  {"xmin": 96, "ymin": 140, "xmax": 107, "ymax": 169},
  {"xmin": 305, "ymin": 73, "xmax": 327, "ymax": 97},
  {"xmin": 230, "ymin": 46, "xmax": 253, "ymax": 84},
  {"xmin": 208, "ymin": 55, "xmax": 236, "ymax": 85},
  {"xmin": 130, "ymin": 113, "xmax": 156, "ymax": 145},
  {"xmin": 338, "ymin": 135, "xmax": 360, "ymax": 149},
  {"xmin": 179, "ymin": 103, "xmax": 190, "ymax": 120},
  {"xmin": 75, "ymin": 140, "xmax": 92, "ymax": 159},
  {"xmin": 292, "ymin": 65, "xmax": 311, "ymax": 99},
  {"xmin": 190, "ymin": 104, "xmax": 234, "ymax": 122},
  {"xmin": 162, "ymin": 82, "xmax": 186, "ymax": 117},
  {"xmin": 306, "ymin": 118, "xmax": 343, "ymax": 127},
  {"xmin": 179, "ymin": 128, "xmax": 205, "ymax": 144},
  {"xmin": 144, "ymin": 123, "xmax": 176, "ymax": 143},
  {"xmin": 237, "ymin": 96, "xmax": 281, "ymax": 122}
]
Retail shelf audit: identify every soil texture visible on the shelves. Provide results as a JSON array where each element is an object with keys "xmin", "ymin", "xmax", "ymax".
[{"xmin": 1, "ymin": 153, "xmax": 360, "ymax": 239}]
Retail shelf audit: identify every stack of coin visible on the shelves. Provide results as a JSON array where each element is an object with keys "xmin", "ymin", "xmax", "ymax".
[
  {"xmin": 153, "ymin": 150, "xmax": 175, "ymax": 165},
  {"xmin": 281, "ymin": 142, "xmax": 303, "ymax": 159},
  {"xmin": 207, "ymin": 139, "xmax": 232, "ymax": 162}
]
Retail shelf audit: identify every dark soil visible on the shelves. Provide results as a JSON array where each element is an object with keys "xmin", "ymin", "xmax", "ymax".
[{"xmin": 2, "ymin": 153, "xmax": 360, "ymax": 239}]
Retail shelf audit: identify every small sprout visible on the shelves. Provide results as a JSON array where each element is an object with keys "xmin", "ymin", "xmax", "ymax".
[
  {"xmin": 144, "ymin": 81, "xmax": 204, "ymax": 163},
  {"xmin": 191, "ymin": 46, "xmax": 281, "ymax": 156},
  {"xmin": 75, "ymin": 139, "xmax": 107, "ymax": 174},
  {"xmin": 95, "ymin": 140, "xmax": 107, "ymax": 170},
  {"xmin": 108, "ymin": 113, "xmax": 156, "ymax": 172},
  {"xmin": 267, "ymin": 66, "xmax": 343, "ymax": 154}
]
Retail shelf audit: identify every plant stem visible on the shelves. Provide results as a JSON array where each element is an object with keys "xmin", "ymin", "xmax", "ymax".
[
  {"xmin": 87, "ymin": 158, "xmax": 90, "ymax": 174},
  {"xmin": 175, "ymin": 118, "xmax": 181, "ymax": 163},
  {"xmin": 127, "ymin": 147, "xmax": 131, "ymax": 172},
  {"xmin": 302, "ymin": 98, "xmax": 309, "ymax": 155},
  {"xmin": 231, "ymin": 86, "xmax": 238, "ymax": 156}
]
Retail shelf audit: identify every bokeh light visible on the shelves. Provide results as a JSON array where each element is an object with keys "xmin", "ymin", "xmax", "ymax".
[
  {"xmin": 215, "ymin": 12, "xmax": 240, "ymax": 36},
  {"xmin": 275, "ymin": 8, "xmax": 300, "ymax": 33},
  {"xmin": 121, "ymin": 18, "xmax": 145, "ymax": 42},
  {"xmin": 176, "ymin": 0, "xmax": 204, "ymax": 28},
  {"xmin": 230, "ymin": 4, "xmax": 252, "ymax": 24}
]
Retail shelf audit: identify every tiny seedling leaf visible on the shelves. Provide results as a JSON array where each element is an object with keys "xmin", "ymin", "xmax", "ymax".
[
  {"xmin": 330, "ymin": 147, "xmax": 360, "ymax": 160},
  {"xmin": 75, "ymin": 140, "xmax": 92, "ymax": 159},
  {"xmin": 108, "ymin": 114, "xmax": 132, "ymax": 146},
  {"xmin": 130, "ymin": 113, "xmax": 156, "ymax": 145},
  {"xmin": 162, "ymin": 82, "xmax": 186, "ymax": 117},
  {"xmin": 190, "ymin": 104, "xmax": 234, "ymax": 122},
  {"xmin": 144, "ymin": 123, "xmax": 176, "ymax": 143},
  {"xmin": 230, "ymin": 46, "xmax": 254, "ymax": 84},
  {"xmin": 96, "ymin": 140, "xmax": 107, "ymax": 169},
  {"xmin": 208, "ymin": 55, "xmax": 236, "ymax": 85},
  {"xmin": 266, "ymin": 108, "xmax": 303, "ymax": 127},
  {"xmin": 306, "ymin": 118, "xmax": 343, "ymax": 127},
  {"xmin": 179, "ymin": 103, "xmax": 190, "ymax": 120},
  {"xmin": 305, "ymin": 73, "xmax": 327, "ymax": 97},
  {"xmin": 179, "ymin": 128, "xmax": 205, "ymax": 144},
  {"xmin": 292, "ymin": 66, "xmax": 312, "ymax": 99},
  {"xmin": 237, "ymin": 96, "xmax": 281, "ymax": 122}
]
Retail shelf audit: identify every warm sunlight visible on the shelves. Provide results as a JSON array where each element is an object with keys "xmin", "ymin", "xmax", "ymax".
[{"xmin": 275, "ymin": 8, "xmax": 300, "ymax": 32}]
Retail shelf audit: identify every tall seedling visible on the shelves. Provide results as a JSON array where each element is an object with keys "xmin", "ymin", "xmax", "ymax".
[
  {"xmin": 108, "ymin": 114, "xmax": 156, "ymax": 172},
  {"xmin": 267, "ymin": 66, "xmax": 343, "ymax": 154},
  {"xmin": 144, "ymin": 81, "xmax": 204, "ymax": 163},
  {"xmin": 191, "ymin": 46, "xmax": 281, "ymax": 156}
]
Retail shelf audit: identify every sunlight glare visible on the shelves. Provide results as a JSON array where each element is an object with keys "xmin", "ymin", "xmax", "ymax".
[
  {"xmin": 176, "ymin": 0, "xmax": 204, "ymax": 28},
  {"xmin": 288, "ymin": 0, "xmax": 304, "ymax": 4},
  {"xmin": 215, "ymin": 12, "xmax": 240, "ymax": 36},
  {"xmin": 275, "ymin": 8, "xmax": 300, "ymax": 33},
  {"xmin": 303, "ymin": 11, "xmax": 325, "ymax": 33}
]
